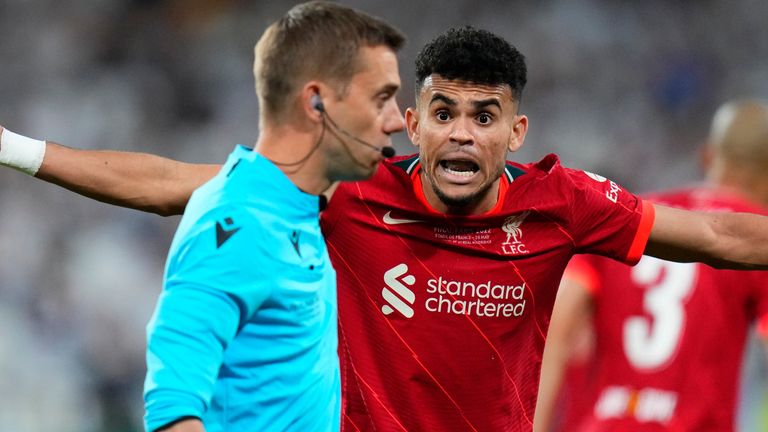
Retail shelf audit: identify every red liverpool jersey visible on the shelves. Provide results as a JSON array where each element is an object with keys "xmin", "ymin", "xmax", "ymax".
[
  {"xmin": 321, "ymin": 154, "xmax": 654, "ymax": 431},
  {"xmin": 564, "ymin": 185, "xmax": 768, "ymax": 432}
]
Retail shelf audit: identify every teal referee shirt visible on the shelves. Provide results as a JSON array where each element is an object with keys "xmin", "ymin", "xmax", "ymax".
[{"xmin": 144, "ymin": 145, "xmax": 339, "ymax": 431}]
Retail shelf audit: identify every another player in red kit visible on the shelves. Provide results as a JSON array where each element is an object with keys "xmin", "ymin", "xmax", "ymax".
[
  {"xmin": 6, "ymin": 27, "xmax": 768, "ymax": 432},
  {"xmin": 536, "ymin": 100, "xmax": 768, "ymax": 432}
]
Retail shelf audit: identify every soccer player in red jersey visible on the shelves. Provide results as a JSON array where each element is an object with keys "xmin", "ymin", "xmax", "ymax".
[
  {"xmin": 5, "ymin": 27, "xmax": 768, "ymax": 431},
  {"xmin": 536, "ymin": 100, "xmax": 768, "ymax": 432}
]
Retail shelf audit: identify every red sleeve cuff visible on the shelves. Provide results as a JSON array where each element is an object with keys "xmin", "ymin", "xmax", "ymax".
[
  {"xmin": 564, "ymin": 256, "xmax": 601, "ymax": 295},
  {"xmin": 757, "ymin": 314, "xmax": 768, "ymax": 338},
  {"xmin": 624, "ymin": 200, "xmax": 655, "ymax": 265}
]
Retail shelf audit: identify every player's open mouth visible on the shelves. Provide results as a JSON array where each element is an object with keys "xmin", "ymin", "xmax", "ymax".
[{"xmin": 440, "ymin": 159, "xmax": 479, "ymax": 178}]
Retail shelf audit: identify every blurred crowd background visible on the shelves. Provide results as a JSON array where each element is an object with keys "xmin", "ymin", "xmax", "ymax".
[{"xmin": 1, "ymin": 0, "xmax": 767, "ymax": 430}]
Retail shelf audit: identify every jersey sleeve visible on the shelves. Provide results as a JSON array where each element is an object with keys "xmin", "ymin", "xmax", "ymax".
[
  {"xmin": 757, "ymin": 315, "xmax": 768, "ymax": 338},
  {"xmin": 563, "ymin": 254, "xmax": 602, "ymax": 296},
  {"xmin": 566, "ymin": 169, "xmax": 654, "ymax": 265},
  {"xmin": 751, "ymin": 276, "xmax": 768, "ymax": 339},
  {"xmin": 144, "ymin": 206, "xmax": 272, "ymax": 431}
]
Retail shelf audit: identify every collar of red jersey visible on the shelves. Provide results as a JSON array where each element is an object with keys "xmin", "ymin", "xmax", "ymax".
[{"xmin": 409, "ymin": 161, "xmax": 512, "ymax": 216}]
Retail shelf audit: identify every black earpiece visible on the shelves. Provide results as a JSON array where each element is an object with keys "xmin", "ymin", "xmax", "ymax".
[{"xmin": 311, "ymin": 94, "xmax": 325, "ymax": 113}]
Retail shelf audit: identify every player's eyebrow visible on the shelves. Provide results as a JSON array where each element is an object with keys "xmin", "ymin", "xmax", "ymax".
[
  {"xmin": 428, "ymin": 94, "xmax": 501, "ymax": 111},
  {"xmin": 429, "ymin": 93, "xmax": 456, "ymax": 106},
  {"xmin": 472, "ymin": 98, "xmax": 501, "ymax": 111}
]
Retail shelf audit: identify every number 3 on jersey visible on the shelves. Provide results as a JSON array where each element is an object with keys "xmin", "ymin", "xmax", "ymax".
[{"xmin": 623, "ymin": 257, "xmax": 697, "ymax": 370}]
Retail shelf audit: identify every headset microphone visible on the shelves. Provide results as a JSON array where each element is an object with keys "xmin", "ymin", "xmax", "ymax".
[
  {"xmin": 380, "ymin": 144, "xmax": 396, "ymax": 158},
  {"xmin": 312, "ymin": 94, "xmax": 396, "ymax": 158}
]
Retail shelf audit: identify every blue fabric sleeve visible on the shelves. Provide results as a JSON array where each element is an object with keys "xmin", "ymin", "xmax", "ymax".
[
  {"xmin": 144, "ymin": 206, "xmax": 272, "ymax": 430},
  {"xmin": 144, "ymin": 285, "xmax": 240, "ymax": 431}
]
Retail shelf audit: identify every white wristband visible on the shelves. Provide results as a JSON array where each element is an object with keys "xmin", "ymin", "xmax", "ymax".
[{"xmin": 0, "ymin": 129, "xmax": 47, "ymax": 176}]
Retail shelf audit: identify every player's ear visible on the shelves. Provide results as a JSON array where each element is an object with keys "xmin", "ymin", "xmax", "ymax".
[
  {"xmin": 507, "ymin": 114, "xmax": 528, "ymax": 153},
  {"xmin": 406, "ymin": 107, "xmax": 421, "ymax": 147}
]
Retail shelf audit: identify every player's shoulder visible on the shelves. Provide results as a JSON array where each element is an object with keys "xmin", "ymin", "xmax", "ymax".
[
  {"xmin": 508, "ymin": 153, "xmax": 599, "ymax": 183},
  {"xmin": 508, "ymin": 153, "xmax": 560, "ymax": 175},
  {"xmin": 506, "ymin": 153, "xmax": 622, "ymax": 195}
]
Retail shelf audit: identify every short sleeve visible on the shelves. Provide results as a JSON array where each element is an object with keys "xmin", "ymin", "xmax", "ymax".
[
  {"xmin": 566, "ymin": 169, "xmax": 654, "ymax": 265},
  {"xmin": 563, "ymin": 254, "xmax": 602, "ymax": 296},
  {"xmin": 751, "ymin": 276, "xmax": 768, "ymax": 339}
]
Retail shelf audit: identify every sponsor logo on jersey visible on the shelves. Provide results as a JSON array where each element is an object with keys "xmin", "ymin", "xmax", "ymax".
[
  {"xmin": 381, "ymin": 263, "xmax": 527, "ymax": 319},
  {"xmin": 594, "ymin": 386, "xmax": 678, "ymax": 424},
  {"xmin": 584, "ymin": 170, "xmax": 621, "ymax": 203},
  {"xmin": 605, "ymin": 180, "xmax": 621, "ymax": 203},
  {"xmin": 382, "ymin": 211, "xmax": 423, "ymax": 225},
  {"xmin": 381, "ymin": 263, "xmax": 416, "ymax": 317},
  {"xmin": 501, "ymin": 211, "xmax": 531, "ymax": 255},
  {"xmin": 585, "ymin": 171, "xmax": 607, "ymax": 182}
]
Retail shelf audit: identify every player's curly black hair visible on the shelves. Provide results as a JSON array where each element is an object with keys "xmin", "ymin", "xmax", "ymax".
[{"xmin": 415, "ymin": 26, "xmax": 527, "ymax": 103}]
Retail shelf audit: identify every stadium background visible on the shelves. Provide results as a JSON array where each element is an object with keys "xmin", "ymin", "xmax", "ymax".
[{"xmin": 0, "ymin": 0, "xmax": 766, "ymax": 430}]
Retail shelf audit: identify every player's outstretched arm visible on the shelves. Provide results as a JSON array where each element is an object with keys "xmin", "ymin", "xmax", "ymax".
[
  {"xmin": 1, "ymin": 126, "xmax": 220, "ymax": 216},
  {"xmin": 646, "ymin": 203, "xmax": 768, "ymax": 269},
  {"xmin": 535, "ymin": 267, "xmax": 595, "ymax": 432}
]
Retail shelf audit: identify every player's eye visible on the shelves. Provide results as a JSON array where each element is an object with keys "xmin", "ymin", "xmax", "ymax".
[
  {"xmin": 436, "ymin": 110, "xmax": 451, "ymax": 121},
  {"xmin": 477, "ymin": 113, "xmax": 493, "ymax": 124}
]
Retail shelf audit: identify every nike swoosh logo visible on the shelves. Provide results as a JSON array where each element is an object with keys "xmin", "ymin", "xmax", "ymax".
[
  {"xmin": 382, "ymin": 211, "xmax": 423, "ymax": 225},
  {"xmin": 216, "ymin": 221, "xmax": 241, "ymax": 248}
]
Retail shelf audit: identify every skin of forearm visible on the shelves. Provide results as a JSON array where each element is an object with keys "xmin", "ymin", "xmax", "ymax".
[
  {"xmin": 534, "ymin": 279, "xmax": 593, "ymax": 432},
  {"xmin": 36, "ymin": 143, "xmax": 218, "ymax": 216},
  {"xmin": 648, "ymin": 209, "xmax": 768, "ymax": 270},
  {"xmin": 534, "ymin": 340, "xmax": 568, "ymax": 432},
  {"xmin": 705, "ymin": 212, "xmax": 768, "ymax": 269}
]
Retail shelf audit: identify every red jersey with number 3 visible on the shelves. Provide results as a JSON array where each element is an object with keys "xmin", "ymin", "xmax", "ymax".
[
  {"xmin": 565, "ymin": 186, "xmax": 768, "ymax": 432},
  {"xmin": 320, "ymin": 154, "xmax": 654, "ymax": 432}
]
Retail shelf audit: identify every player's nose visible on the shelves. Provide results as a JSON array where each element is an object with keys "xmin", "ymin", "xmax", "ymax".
[{"xmin": 448, "ymin": 116, "xmax": 473, "ymax": 145}]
